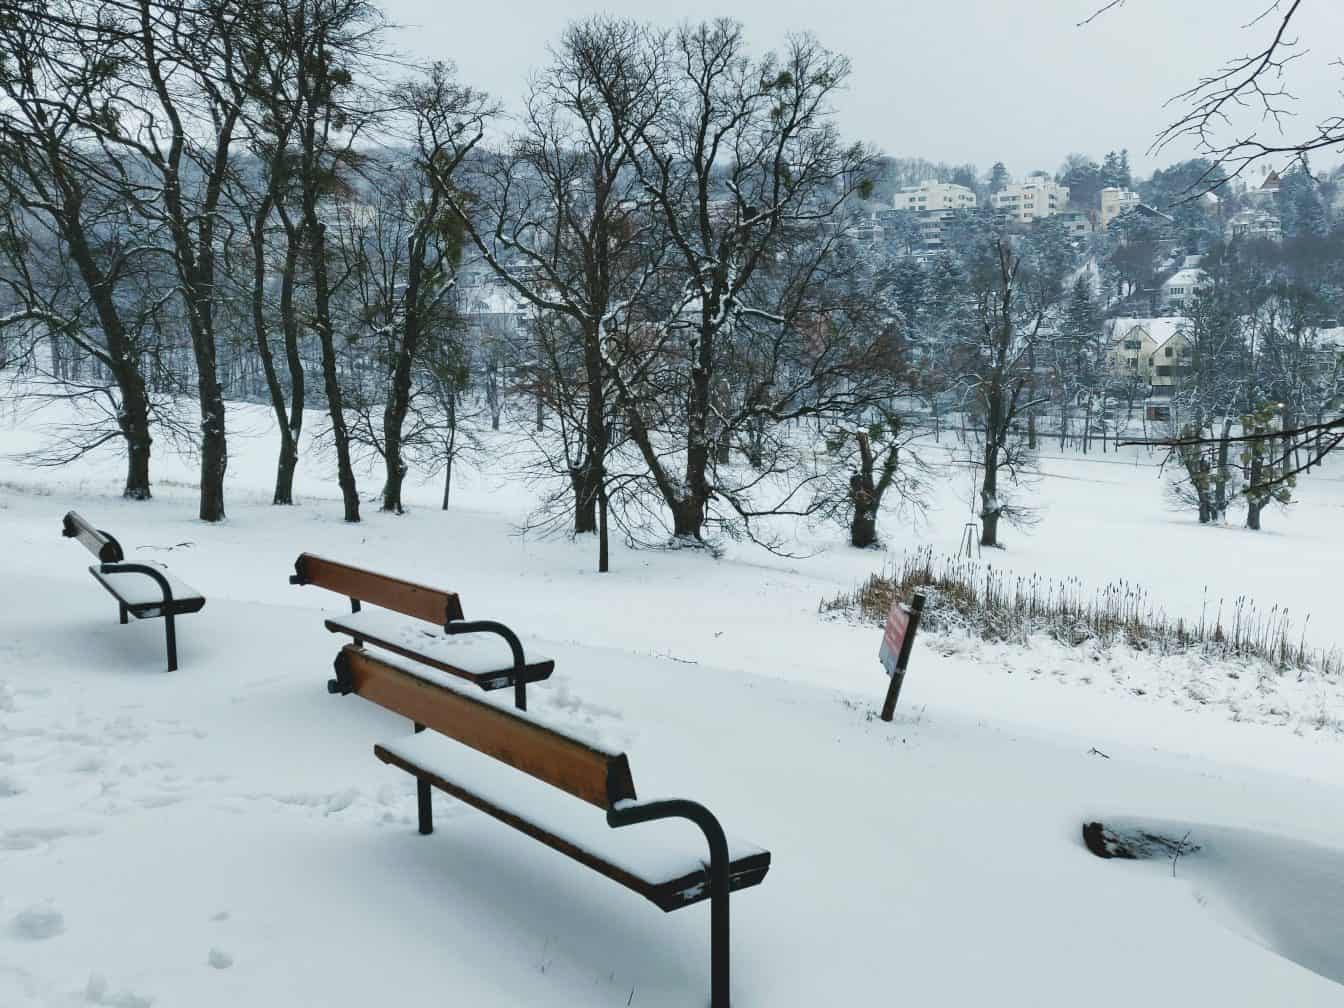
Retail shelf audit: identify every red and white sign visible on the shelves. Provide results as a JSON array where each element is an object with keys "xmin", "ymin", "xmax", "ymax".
[{"xmin": 878, "ymin": 601, "xmax": 910, "ymax": 678}]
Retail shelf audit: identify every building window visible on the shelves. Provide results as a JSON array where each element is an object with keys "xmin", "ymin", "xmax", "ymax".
[
  {"xmin": 1164, "ymin": 347, "xmax": 1173, "ymax": 357},
  {"xmin": 1156, "ymin": 365, "xmax": 1172, "ymax": 376}
]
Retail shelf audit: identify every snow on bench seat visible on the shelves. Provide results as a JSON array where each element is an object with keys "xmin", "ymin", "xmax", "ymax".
[
  {"xmin": 326, "ymin": 609, "xmax": 553, "ymax": 689},
  {"xmin": 89, "ymin": 565, "xmax": 206, "ymax": 616},
  {"xmin": 375, "ymin": 729, "xmax": 772, "ymax": 911}
]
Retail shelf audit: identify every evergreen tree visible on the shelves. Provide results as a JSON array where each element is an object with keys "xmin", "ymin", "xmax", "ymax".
[
  {"xmin": 989, "ymin": 161, "xmax": 1010, "ymax": 194},
  {"xmin": 1278, "ymin": 163, "xmax": 1327, "ymax": 239},
  {"xmin": 1100, "ymin": 149, "xmax": 1131, "ymax": 190}
]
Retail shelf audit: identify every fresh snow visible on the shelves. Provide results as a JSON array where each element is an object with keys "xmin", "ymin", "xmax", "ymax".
[
  {"xmin": 326, "ymin": 610, "xmax": 551, "ymax": 679},
  {"xmin": 377, "ymin": 730, "xmax": 767, "ymax": 887},
  {"xmin": 2, "ymin": 393, "xmax": 1344, "ymax": 1005},
  {"xmin": 88, "ymin": 567, "xmax": 205, "ymax": 610}
]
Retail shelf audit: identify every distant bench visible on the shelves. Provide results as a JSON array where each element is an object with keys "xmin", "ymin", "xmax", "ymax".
[
  {"xmin": 327, "ymin": 643, "xmax": 771, "ymax": 1008},
  {"xmin": 61, "ymin": 510, "xmax": 205, "ymax": 671},
  {"xmin": 289, "ymin": 553, "xmax": 554, "ymax": 708}
]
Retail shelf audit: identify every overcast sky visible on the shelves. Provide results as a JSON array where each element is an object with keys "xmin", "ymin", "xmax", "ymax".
[{"xmin": 379, "ymin": 0, "xmax": 1344, "ymax": 182}]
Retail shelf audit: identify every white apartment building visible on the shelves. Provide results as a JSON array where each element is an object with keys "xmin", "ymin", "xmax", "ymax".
[
  {"xmin": 1161, "ymin": 267, "xmax": 1210, "ymax": 311},
  {"xmin": 892, "ymin": 180, "xmax": 977, "ymax": 212},
  {"xmin": 1099, "ymin": 187, "xmax": 1141, "ymax": 229},
  {"xmin": 990, "ymin": 178, "xmax": 1069, "ymax": 224}
]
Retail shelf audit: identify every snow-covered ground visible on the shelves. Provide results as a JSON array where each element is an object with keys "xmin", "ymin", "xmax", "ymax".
[{"xmin": 3, "ymin": 393, "xmax": 1344, "ymax": 1005}]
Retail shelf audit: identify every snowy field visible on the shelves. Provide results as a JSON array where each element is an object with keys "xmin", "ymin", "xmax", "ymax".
[{"xmin": 3, "ymin": 394, "xmax": 1344, "ymax": 1006}]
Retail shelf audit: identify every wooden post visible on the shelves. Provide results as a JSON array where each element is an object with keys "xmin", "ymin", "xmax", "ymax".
[{"xmin": 879, "ymin": 592, "xmax": 925, "ymax": 722}]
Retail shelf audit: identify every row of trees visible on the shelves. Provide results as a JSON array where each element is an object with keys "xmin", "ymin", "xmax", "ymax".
[
  {"xmin": 5, "ymin": 4, "xmax": 1336, "ymax": 565},
  {"xmin": 0, "ymin": 7, "xmax": 936, "ymax": 566},
  {"xmin": 0, "ymin": 0, "xmax": 494, "ymax": 522}
]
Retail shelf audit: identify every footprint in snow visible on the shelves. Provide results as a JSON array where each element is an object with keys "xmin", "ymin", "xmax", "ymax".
[
  {"xmin": 9, "ymin": 904, "xmax": 64, "ymax": 941},
  {"xmin": 207, "ymin": 947, "xmax": 233, "ymax": 969},
  {"xmin": 0, "ymin": 776, "xmax": 23, "ymax": 797},
  {"xmin": 85, "ymin": 973, "xmax": 155, "ymax": 1008},
  {"xmin": 1, "ymin": 825, "xmax": 93, "ymax": 851}
]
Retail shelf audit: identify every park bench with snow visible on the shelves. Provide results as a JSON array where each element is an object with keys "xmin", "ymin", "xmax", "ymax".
[
  {"xmin": 289, "ymin": 552, "xmax": 554, "ymax": 709},
  {"xmin": 60, "ymin": 510, "xmax": 206, "ymax": 672},
  {"xmin": 326, "ymin": 642, "xmax": 771, "ymax": 1008}
]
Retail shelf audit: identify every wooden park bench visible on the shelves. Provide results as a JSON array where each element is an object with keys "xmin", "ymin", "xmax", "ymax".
[
  {"xmin": 61, "ymin": 510, "xmax": 206, "ymax": 671},
  {"xmin": 289, "ymin": 553, "xmax": 554, "ymax": 709},
  {"xmin": 326, "ymin": 642, "xmax": 771, "ymax": 1007}
]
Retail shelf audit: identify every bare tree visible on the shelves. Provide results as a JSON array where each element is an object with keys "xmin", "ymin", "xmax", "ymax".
[
  {"xmin": 229, "ymin": 1, "xmax": 315, "ymax": 506},
  {"xmin": 955, "ymin": 230, "xmax": 1067, "ymax": 548},
  {"xmin": 595, "ymin": 21, "xmax": 881, "ymax": 544},
  {"xmin": 449, "ymin": 17, "xmax": 663, "ymax": 569},
  {"xmin": 292, "ymin": 0, "xmax": 384, "ymax": 523},
  {"xmin": 72, "ymin": 0, "xmax": 272, "ymax": 521},
  {"xmin": 1086, "ymin": 1, "xmax": 1343, "ymax": 188},
  {"xmin": 0, "ymin": 2, "xmax": 161, "ymax": 499}
]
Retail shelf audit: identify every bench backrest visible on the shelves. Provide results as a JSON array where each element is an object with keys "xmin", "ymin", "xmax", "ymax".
[
  {"xmin": 62, "ymin": 511, "xmax": 123, "ymax": 563},
  {"xmin": 292, "ymin": 553, "xmax": 464, "ymax": 625},
  {"xmin": 335, "ymin": 645, "xmax": 636, "ymax": 809}
]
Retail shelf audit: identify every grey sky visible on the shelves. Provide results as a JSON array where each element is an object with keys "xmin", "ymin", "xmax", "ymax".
[{"xmin": 380, "ymin": 0, "xmax": 1344, "ymax": 181}]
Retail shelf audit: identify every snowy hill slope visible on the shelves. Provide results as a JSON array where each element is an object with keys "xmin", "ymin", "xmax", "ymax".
[{"xmin": 2, "ymin": 398, "xmax": 1344, "ymax": 1004}]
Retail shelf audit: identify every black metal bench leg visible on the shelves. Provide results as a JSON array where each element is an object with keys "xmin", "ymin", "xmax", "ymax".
[
  {"xmin": 607, "ymin": 799, "xmax": 733, "ymax": 1007},
  {"xmin": 417, "ymin": 779, "xmax": 433, "ymax": 835},
  {"xmin": 119, "ymin": 603, "xmax": 128, "ymax": 625},
  {"xmin": 710, "ymin": 863, "xmax": 730, "ymax": 1008},
  {"xmin": 413, "ymin": 722, "xmax": 432, "ymax": 834},
  {"xmin": 164, "ymin": 611, "xmax": 178, "ymax": 672}
]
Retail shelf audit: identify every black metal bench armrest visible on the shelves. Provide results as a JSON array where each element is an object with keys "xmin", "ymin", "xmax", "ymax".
[
  {"xmin": 608, "ymin": 798, "xmax": 732, "ymax": 1005},
  {"xmin": 607, "ymin": 798, "xmax": 730, "ymax": 874},
  {"xmin": 99, "ymin": 562, "xmax": 175, "ymax": 610},
  {"xmin": 443, "ymin": 619, "xmax": 530, "ymax": 709},
  {"xmin": 97, "ymin": 562, "xmax": 180, "ymax": 672}
]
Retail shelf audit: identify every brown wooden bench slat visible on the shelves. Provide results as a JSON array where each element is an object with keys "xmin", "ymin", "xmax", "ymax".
[
  {"xmin": 323, "ymin": 613, "xmax": 554, "ymax": 692},
  {"xmin": 293, "ymin": 553, "xmax": 463, "ymax": 625},
  {"xmin": 62, "ymin": 510, "xmax": 123, "ymax": 563},
  {"xmin": 334, "ymin": 645, "xmax": 635, "ymax": 808}
]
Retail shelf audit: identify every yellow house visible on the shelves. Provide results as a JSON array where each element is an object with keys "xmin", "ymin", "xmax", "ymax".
[
  {"xmin": 1147, "ymin": 326, "xmax": 1194, "ymax": 392},
  {"xmin": 1106, "ymin": 318, "xmax": 1190, "ymax": 390}
]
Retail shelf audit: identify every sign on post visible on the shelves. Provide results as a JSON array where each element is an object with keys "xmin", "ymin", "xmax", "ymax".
[{"xmin": 878, "ymin": 592, "xmax": 925, "ymax": 721}]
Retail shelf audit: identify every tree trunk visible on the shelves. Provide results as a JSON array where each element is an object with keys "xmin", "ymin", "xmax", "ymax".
[
  {"xmin": 572, "ymin": 466, "xmax": 599, "ymax": 534},
  {"xmin": 195, "ymin": 360, "xmax": 228, "ymax": 523},
  {"xmin": 273, "ymin": 434, "xmax": 298, "ymax": 506},
  {"xmin": 381, "ymin": 234, "xmax": 424, "ymax": 516},
  {"xmin": 848, "ymin": 431, "xmax": 880, "ymax": 548},
  {"xmin": 1246, "ymin": 425, "xmax": 1264, "ymax": 530},
  {"xmin": 308, "ymin": 218, "xmax": 360, "ymax": 522},
  {"xmin": 382, "ymin": 430, "xmax": 407, "ymax": 515},
  {"xmin": 849, "ymin": 473, "xmax": 878, "ymax": 548},
  {"xmin": 442, "ymin": 397, "xmax": 457, "ymax": 511},
  {"xmin": 980, "ymin": 429, "xmax": 1002, "ymax": 548},
  {"xmin": 572, "ymin": 329, "xmax": 609, "ymax": 535},
  {"xmin": 671, "ymin": 496, "xmax": 705, "ymax": 539},
  {"xmin": 1214, "ymin": 419, "xmax": 1232, "ymax": 520},
  {"xmin": 120, "ymin": 387, "xmax": 153, "ymax": 501}
]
